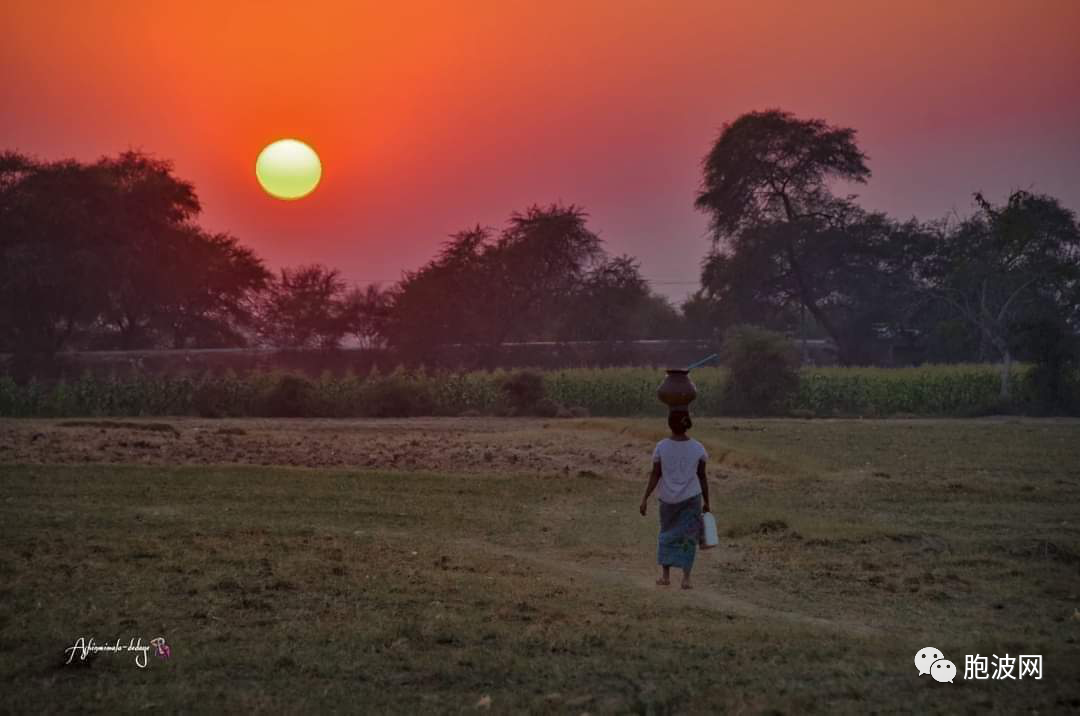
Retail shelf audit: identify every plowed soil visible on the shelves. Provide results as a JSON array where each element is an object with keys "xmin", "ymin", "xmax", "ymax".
[{"xmin": 0, "ymin": 417, "xmax": 655, "ymax": 475}]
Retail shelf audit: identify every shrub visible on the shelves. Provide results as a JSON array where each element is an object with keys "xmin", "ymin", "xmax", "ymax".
[
  {"xmin": 1016, "ymin": 318, "xmax": 1080, "ymax": 415},
  {"xmin": 499, "ymin": 370, "xmax": 546, "ymax": 414},
  {"xmin": 430, "ymin": 370, "xmax": 501, "ymax": 415},
  {"xmin": 192, "ymin": 373, "xmax": 260, "ymax": 418},
  {"xmin": 308, "ymin": 370, "xmax": 364, "ymax": 417},
  {"xmin": 192, "ymin": 380, "xmax": 228, "ymax": 418},
  {"xmin": 260, "ymin": 374, "xmax": 315, "ymax": 417},
  {"xmin": 721, "ymin": 325, "xmax": 800, "ymax": 415},
  {"xmin": 360, "ymin": 374, "xmax": 434, "ymax": 417},
  {"xmin": 534, "ymin": 397, "xmax": 562, "ymax": 418}
]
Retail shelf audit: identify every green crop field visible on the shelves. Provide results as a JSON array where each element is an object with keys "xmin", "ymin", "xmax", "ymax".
[
  {"xmin": 2, "ymin": 416, "xmax": 1079, "ymax": 713},
  {"xmin": 2, "ymin": 363, "xmax": 1067, "ymax": 419}
]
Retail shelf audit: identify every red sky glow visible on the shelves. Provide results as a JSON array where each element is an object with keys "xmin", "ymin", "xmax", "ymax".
[{"xmin": 3, "ymin": 0, "xmax": 1079, "ymax": 300}]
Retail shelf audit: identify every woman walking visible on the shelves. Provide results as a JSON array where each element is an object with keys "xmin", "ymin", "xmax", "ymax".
[{"xmin": 639, "ymin": 410, "xmax": 710, "ymax": 589}]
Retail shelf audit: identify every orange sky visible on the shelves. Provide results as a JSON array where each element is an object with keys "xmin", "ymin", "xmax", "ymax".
[{"xmin": 3, "ymin": 0, "xmax": 1079, "ymax": 300}]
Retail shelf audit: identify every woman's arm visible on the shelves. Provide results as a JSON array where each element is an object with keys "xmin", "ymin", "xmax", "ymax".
[
  {"xmin": 697, "ymin": 459, "xmax": 710, "ymax": 513},
  {"xmin": 639, "ymin": 462, "xmax": 661, "ymax": 516}
]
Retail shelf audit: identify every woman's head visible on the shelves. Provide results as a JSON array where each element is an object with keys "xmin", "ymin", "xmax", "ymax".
[{"xmin": 667, "ymin": 410, "xmax": 692, "ymax": 435}]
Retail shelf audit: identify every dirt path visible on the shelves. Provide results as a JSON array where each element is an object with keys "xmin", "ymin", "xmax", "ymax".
[{"xmin": 436, "ymin": 534, "xmax": 883, "ymax": 638}]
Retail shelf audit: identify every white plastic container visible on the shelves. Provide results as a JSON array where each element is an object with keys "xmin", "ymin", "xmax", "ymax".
[{"xmin": 702, "ymin": 511, "xmax": 719, "ymax": 549}]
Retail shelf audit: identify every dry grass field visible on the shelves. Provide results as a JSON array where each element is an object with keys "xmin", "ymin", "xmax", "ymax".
[{"xmin": 1, "ymin": 416, "xmax": 1079, "ymax": 713}]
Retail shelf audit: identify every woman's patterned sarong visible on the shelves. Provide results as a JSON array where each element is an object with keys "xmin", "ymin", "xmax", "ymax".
[{"xmin": 657, "ymin": 494, "xmax": 703, "ymax": 570}]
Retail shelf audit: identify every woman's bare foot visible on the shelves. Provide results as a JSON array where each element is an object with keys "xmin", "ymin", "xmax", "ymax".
[
  {"xmin": 680, "ymin": 581, "xmax": 693, "ymax": 590},
  {"xmin": 655, "ymin": 576, "xmax": 670, "ymax": 586}
]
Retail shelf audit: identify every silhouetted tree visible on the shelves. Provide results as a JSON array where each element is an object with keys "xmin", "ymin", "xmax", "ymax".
[
  {"xmin": 1, "ymin": 150, "xmax": 272, "ymax": 356},
  {"xmin": 96, "ymin": 151, "xmax": 202, "ymax": 348},
  {"xmin": 638, "ymin": 293, "xmax": 687, "ymax": 339},
  {"xmin": 695, "ymin": 109, "xmax": 870, "ymax": 235},
  {"xmin": 487, "ymin": 204, "xmax": 605, "ymax": 345},
  {"xmin": 383, "ymin": 226, "xmax": 496, "ymax": 358},
  {"xmin": 340, "ymin": 283, "xmax": 393, "ymax": 349},
  {"xmin": 384, "ymin": 205, "xmax": 605, "ymax": 361},
  {"xmin": 698, "ymin": 202, "xmax": 929, "ymax": 362},
  {"xmin": 680, "ymin": 290, "xmax": 723, "ymax": 340},
  {"xmin": 559, "ymin": 255, "xmax": 651, "ymax": 341},
  {"xmin": 258, "ymin": 265, "xmax": 351, "ymax": 349},
  {"xmin": 0, "ymin": 153, "xmax": 113, "ymax": 357},
  {"xmin": 694, "ymin": 109, "xmax": 878, "ymax": 362},
  {"xmin": 919, "ymin": 190, "xmax": 1080, "ymax": 398},
  {"xmin": 153, "ymin": 229, "xmax": 271, "ymax": 348}
]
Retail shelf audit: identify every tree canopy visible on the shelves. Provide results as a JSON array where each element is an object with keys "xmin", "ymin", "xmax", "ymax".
[
  {"xmin": 692, "ymin": 107, "xmax": 1079, "ymax": 379},
  {"xmin": 382, "ymin": 204, "xmax": 675, "ymax": 362},
  {"xmin": 695, "ymin": 109, "xmax": 870, "ymax": 240},
  {"xmin": 693, "ymin": 110, "xmax": 904, "ymax": 363},
  {"xmin": 916, "ymin": 190, "xmax": 1080, "ymax": 396},
  {"xmin": 0, "ymin": 151, "xmax": 270, "ymax": 356}
]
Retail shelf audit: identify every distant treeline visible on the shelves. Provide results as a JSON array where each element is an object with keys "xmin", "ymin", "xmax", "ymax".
[
  {"xmin": 2, "ymin": 108, "xmax": 1078, "ymax": 394},
  {"xmin": 0, "ymin": 340, "xmax": 724, "ymax": 378}
]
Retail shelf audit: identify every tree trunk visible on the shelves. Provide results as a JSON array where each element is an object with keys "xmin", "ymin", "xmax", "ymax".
[
  {"xmin": 804, "ymin": 297, "xmax": 849, "ymax": 364},
  {"xmin": 786, "ymin": 246, "xmax": 850, "ymax": 364}
]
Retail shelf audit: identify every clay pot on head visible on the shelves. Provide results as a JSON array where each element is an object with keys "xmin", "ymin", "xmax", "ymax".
[{"xmin": 657, "ymin": 368, "xmax": 697, "ymax": 412}]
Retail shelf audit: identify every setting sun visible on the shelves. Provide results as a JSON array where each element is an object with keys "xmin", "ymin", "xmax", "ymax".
[{"xmin": 255, "ymin": 139, "xmax": 321, "ymax": 200}]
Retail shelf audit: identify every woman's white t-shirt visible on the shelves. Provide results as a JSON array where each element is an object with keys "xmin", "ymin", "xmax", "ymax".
[{"xmin": 652, "ymin": 437, "xmax": 707, "ymax": 504}]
